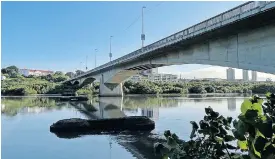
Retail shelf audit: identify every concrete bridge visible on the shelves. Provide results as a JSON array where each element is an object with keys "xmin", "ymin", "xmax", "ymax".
[{"xmin": 65, "ymin": 1, "xmax": 275, "ymax": 96}]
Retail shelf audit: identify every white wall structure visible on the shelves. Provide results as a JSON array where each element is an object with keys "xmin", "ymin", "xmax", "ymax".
[
  {"xmin": 252, "ymin": 71, "xmax": 257, "ymax": 81},
  {"xmin": 148, "ymin": 74, "xmax": 178, "ymax": 83},
  {"xmin": 242, "ymin": 70, "xmax": 249, "ymax": 81},
  {"xmin": 65, "ymin": 2, "xmax": 275, "ymax": 96},
  {"xmin": 226, "ymin": 68, "xmax": 235, "ymax": 81},
  {"xmin": 19, "ymin": 69, "xmax": 54, "ymax": 76}
]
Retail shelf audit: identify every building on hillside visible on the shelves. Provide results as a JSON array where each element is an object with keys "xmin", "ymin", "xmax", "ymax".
[
  {"xmin": 201, "ymin": 78, "xmax": 224, "ymax": 82},
  {"xmin": 226, "ymin": 68, "xmax": 235, "ymax": 81},
  {"xmin": 1, "ymin": 75, "xmax": 6, "ymax": 81},
  {"xmin": 128, "ymin": 73, "xmax": 178, "ymax": 83},
  {"xmin": 19, "ymin": 69, "xmax": 54, "ymax": 76},
  {"xmin": 128, "ymin": 74, "xmax": 148, "ymax": 82},
  {"xmin": 251, "ymin": 71, "xmax": 257, "ymax": 81},
  {"xmin": 242, "ymin": 70, "xmax": 249, "ymax": 81},
  {"xmin": 148, "ymin": 73, "xmax": 178, "ymax": 83},
  {"xmin": 141, "ymin": 68, "xmax": 158, "ymax": 75}
]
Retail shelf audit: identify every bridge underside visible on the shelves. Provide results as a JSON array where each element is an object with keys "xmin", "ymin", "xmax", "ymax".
[{"xmin": 66, "ymin": 8, "xmax": 275, "ymax": 97}]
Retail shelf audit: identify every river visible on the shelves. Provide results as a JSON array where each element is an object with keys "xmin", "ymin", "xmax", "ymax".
[{"xmin": 2, "ymin": 95, "xmax": 247, "ymax": 159}]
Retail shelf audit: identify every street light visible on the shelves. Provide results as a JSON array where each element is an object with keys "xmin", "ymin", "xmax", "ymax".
[
  {"xmin": 95, "ymin": 49, "xmax": 98, "ymax": 68},
  {"xmin": 79, "ymin": 62, "xmax": 83, "ymax": 71},
  {"xmin": 141, "ymin": 6, "xmax": 146, "ymax": 49},
  {"xmin": 109, "ymin": 36, "xmax": 113, "ymax": 62},
  {"xmin": 85, "ymin": 55, "xmax": 88, "ymax": 70}
]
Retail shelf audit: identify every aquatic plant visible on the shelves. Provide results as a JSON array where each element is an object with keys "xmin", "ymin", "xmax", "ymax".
[{"xmin": 154, "ymin": 93, "xmax": 275, "ymax": 159}]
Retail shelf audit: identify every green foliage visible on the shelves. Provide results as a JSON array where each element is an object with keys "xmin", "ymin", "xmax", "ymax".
[
  {"xmin": 205, "ymin": 86, "xmax": 215, "ymax": 93},
  {"xmin": 40, "ymin": 72, "xmax": 68, "ymax": 83},
  {"xmin": 1, "ymin": 73, "xmax": 98, "ymax": 96},
  {"xmin": 124, "ymin": 81, "xmax": 188, "ymax": 94},
  {"xmin": 1, "ymin": 97, "xmax": 58, "ymax": 116},
  {"xmin": 155, "ymin": 94, "xmax": 275, "ymax": 159},
  {"xmin": 1, "ymin": 77, "xmax": 56, "ymax": 95},
  {"xmin": 75, "ymin": 70, "xmax": 85, "ymax": 76},
  {"xmin": 6, "ymin": 65, "xmax": 19, "ymax": 73},
  {"xmin": 65, "ymin": 72, "xmax": 75, "ymax": 78},
  {"xmin": 123, "ymin": 81, "xmax": 162, "ymax": 94},
  {"xmin": 123, "ymin": 81, "xmax": 274, "ymax": 95},
  {"xmin": 188, "ymin": 85, "xmax": 206, "ymax": 94},
  {"xmin": 54, "ymin": 71, "xmax": 64, "ymax": 76},
  {"xmin": 76, "ymin": 85, "xmax": 94, "ymax": 96},
  {"xmin": 1, "ymin": 68, "xmax": 7, "ymax": 74},
  {"xmin": 1, "ymin": 65, "xmax": 97, "ymax": 96}
]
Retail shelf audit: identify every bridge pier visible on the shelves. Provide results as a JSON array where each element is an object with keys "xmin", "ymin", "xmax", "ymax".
[
  {"xmin": 99, "ymin": 83, "xmax": 123, "ymax": 97},
  {"xmin": 99, "ymin": 74, "xmax": 123, "ymax": 97}
]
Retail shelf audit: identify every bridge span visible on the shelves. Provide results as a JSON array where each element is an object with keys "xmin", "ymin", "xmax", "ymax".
[{"xmin": 65, "ymin": 1, "xmax": 275, "ymax": 96}]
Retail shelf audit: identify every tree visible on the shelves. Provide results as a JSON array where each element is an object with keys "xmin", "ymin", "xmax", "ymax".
[
  {"xmin": 54, "ymin": 71, "xmax": 64, "ymax": 76},
  {"xmin": 75, "ymin": 70, "xmax": 85, "ymax": 76},
  {"xmin": 65, "ymin": 72, "xmax": 75, "ymax": 78},
  {"xmin": 9, "ymin": 70, "xmax": 20, "ymax": 78},
  {"xmin": 188, "ymin": 85, "xmax": 205, "ymax": 94},
  {"xmin": 53, "ymin": 75, "xmax": 68, "ymax": 82},
  {"xmin": 205, "ymin": 86, "xmax": 215, "ymax": 93},
  {"xmin": 1, "ymin": 68, "xmax": 7, "ymax": 74},
  {"xmin": 6, "ymin": 65, "xmax": 19, "ymax": 73}
]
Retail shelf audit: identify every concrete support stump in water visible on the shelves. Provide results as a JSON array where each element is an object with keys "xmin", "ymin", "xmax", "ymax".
[{"xmin": 50, "ymin": 116, "xmax": 155, "ymax": 135}]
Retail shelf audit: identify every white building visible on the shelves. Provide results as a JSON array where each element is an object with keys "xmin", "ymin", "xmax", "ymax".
[
  {"xmin": 148, "ymin": 73, "xmax": 178, "ymax": 83},
  {"xmin": 1, "ymin": 75, "xmax": 6, "ymax": 80},
  {"xmin": 242, "ymin": 70, "xmax": 249, "ymax": 81},
  {"xmin": 141, "ymin": 68, "xmax": 158, "ymax": 75},
  {"xmin": 251, "ymin": 71, "xmax": 257, "ymax": 81},
  {"xmin": 129, "ymin": 75, "xmax": 148, "ymax": 82},
  {"xmin": 19, "ymin": 69, "xmax": 54, "ymax": 76},
  {"xmin": 128, "ymin": 73, "xmax": 178, "ymax": 83},
  {"xmin": 226, "ymin": 68, "xmax": 235, "ymax": 81}
]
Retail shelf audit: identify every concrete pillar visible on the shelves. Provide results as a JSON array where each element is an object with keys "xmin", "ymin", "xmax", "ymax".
[
  {"xmin": 99, "ymin": 74, "xmax": 123, "ymax": 97},
  {"xmin": 98, "ymin": 97, "xmax": 125, "ymax": 118}
]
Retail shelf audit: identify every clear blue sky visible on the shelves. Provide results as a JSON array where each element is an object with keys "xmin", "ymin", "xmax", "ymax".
[{"xmin": 2, "ymin": 1, "xmax": 244, "ymax": 73}]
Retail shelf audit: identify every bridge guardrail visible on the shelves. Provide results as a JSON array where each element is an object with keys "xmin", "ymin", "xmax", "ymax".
[{"xmin": 71, "ymin": 1, "xmax": 274, "ymax": 81}]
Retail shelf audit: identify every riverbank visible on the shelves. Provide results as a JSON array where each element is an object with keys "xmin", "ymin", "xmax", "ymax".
[
  {"xmin": 123, "ymin": 81, "xmax": 275, "ymax": 95},
  {"xmin": 2, "ymin": 67, "xmax": 275, "ymax": 96}
]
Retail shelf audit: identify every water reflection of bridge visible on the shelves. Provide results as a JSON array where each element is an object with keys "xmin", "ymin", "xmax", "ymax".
[
  {"xmin": 65, "ymin": 96, "xmax": 239, "ymax": 159},
  {"xmin": 66, "ymin": 97, "xmax": 162, "ymax": 159},
  {"xmin": 1, "ymin": 96, "xmax": 240, "ymax": 158}
]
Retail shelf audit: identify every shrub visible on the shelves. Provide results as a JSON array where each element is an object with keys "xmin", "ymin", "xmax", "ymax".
[
  {"xmin": 155, "ymin": 94, "xmax": 275, "ymax": 159},
  {"xmin": 188, "ymin": 85, "xmax": 205, "ymax": 94},
  {"xmin": 215, "ymin": 90, "xmax": 224, "ymax": 93},
  {"xmin": 205, "ymin": 86, "xmax": 215, "ymax": 93}
]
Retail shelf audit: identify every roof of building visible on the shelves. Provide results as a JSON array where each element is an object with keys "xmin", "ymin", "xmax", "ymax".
[{"xmin": 20, "ymin": 69, "xmax": 54, "ymax": 73}]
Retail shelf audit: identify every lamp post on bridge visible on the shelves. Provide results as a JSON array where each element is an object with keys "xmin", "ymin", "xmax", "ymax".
[
  {"xmin": 95, "ymin": 49, "xmax": 97, "ymax": 68},
  {"xmin": 141, "ymin": 6, "xmax": 146, "ymax": 49},
  {"xmin": 80, "ymin": 62, "xmax": 83, "ymax": 71},
  {"xmin": 109, "ymin": 36, "xmax": 113, "ymax": 62},
  {"xmin": 85, "ymin": 55, "xmax": 88, "ymax": 70}
]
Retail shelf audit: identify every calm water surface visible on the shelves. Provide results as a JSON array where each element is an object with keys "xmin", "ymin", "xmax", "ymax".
[{"xmin": 2, "ymin": 95, "xmax": 245, "ymax": 159}]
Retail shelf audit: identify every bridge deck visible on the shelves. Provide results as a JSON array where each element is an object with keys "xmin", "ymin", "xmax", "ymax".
[{"xmin": 67, "ymin": 1, "xmax": 275, "ymax": 82}]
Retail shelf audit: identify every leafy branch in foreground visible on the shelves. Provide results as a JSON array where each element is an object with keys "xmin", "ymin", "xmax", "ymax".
[{"xmin": 155, "ymin": 93, "xmax": 275, "ymax": 159}]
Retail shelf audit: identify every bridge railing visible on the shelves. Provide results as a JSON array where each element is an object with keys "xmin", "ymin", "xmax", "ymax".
[{"xmin": 72, "ymin": 1, "xmax": 274, "ymax": 80}]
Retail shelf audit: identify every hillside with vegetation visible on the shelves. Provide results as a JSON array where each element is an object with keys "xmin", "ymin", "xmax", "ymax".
[
  {"xmin": 1, "ymin": 65, "xmax": 95, "ymax": 96},
  {"xmin": 2, "ymin": 65, "xmax": 275, "ymax": 96},
  {"xmin": 123, "ymin": 80, "xmax": 275, "ymax": 95}
]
